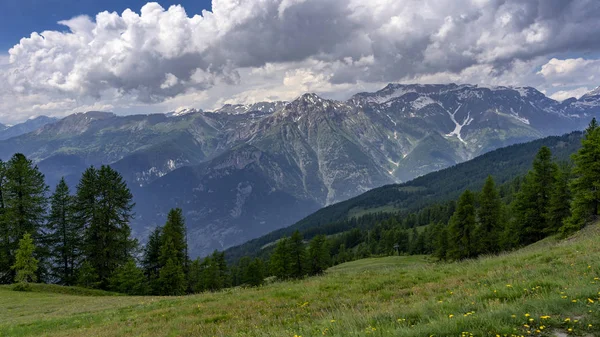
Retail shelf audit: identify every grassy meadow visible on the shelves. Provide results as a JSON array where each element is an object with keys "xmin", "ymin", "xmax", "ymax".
[{"xmin": 2, "ymin": 222, "xmax": 600, "ymax": 337}]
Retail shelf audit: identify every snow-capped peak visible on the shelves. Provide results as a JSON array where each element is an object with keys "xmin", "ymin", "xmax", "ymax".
[
  {"xmin": 583, "ymin": 86, "xmax": 600, "ymax": 98},
  {"xmin": 168, "ymin": 107, "xmax": 201, "ymax": 117}
]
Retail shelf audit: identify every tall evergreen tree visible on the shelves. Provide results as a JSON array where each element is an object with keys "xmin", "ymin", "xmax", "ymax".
[
  {"xmin": 546, "ymin": 162, "xmax": 573, "ymax": 234},
  {"xmin": 563, "ymin": 119, "xmax": 600, "ymax": 234},
  {"xmin": 0, "ymin": 160, "xmax": 10, "ymax": 284},
  {"xmin": 475, "ymin": 176, "xmax": 502, "ymax": 254},
  {"xmin": 46, "ymin": 178, "xmax": 81, "ymax": 285},
  {"xmin": 288, "ymin": 231, "xmax": 306, "ymax": 278},
  {"xmin": 76, "ymin": 165, "xmax": 135, "ymax": 289},
  {"xmin": 513, "ymin": 147, "xmax": 557, "ymax": 245},
  {"xmin": 157, "ymin": 237, "xmax": 186, "ymax": 295},
  {"xmin": 109, "ymin": 259, "xmax": 148, "ymax": 295},
  {"xmin": 307, "ymin": 235, "xmax": 330, "ymax": 276},
  {"xmin": 142, "ymin": 226, "xmax": 162, "ymax": 294},
  {"xmin": 270, "ymin": 237, "xmax": 290, "ymax": 279},
  {"xmin": 3, "ymin": 154, "xmax": 48, "ymax": 282},
  {"xmin": 160, "ymin": 208, "xmax": 188, "ymax": 271},
  {"xmin": 447, "ymin": 190, "xmax": 477, "ymax": 260},
  {"xmin": 12, "ymin": 233, "xmax": 38, "ymax": 290},
  {"xmin": 433, "ymin": 222, "xmax": 449, "ymax": 261},
  {"xmin": 245, "ymin": 258, "xmax": 265, "ymax": 287}
]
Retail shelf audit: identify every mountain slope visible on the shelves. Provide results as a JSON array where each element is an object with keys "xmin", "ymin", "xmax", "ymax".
[
  {"xmin": 224, "ymin": 131, "xmax": 583, "ymax": 260},
  {"xmin": 0, "ymin": 116, "xmax": 57, "ymax": 140},
  {"xmin": 0, "ymin": 83, "xmax": 598, "ymax": 257}
]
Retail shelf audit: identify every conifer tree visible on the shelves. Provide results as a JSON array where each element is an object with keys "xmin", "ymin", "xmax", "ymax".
[
  {"xmin": 308, "ymin": 235, "xmax": 330, "ymax": 276},
  {"xmin": 475, "ymin": 176, "xmax": 502, "ymax": 254},
  {"xmin": 2, "ymin": 155, "xmax": 48, "ymax": 282},
  {"xmin": 336, "ymin": 243, "xmax": 350, "ymax": 264},
  {"xmin": 76, "ymin": 260, "xmax": 99, "ymax": 289},
  {"xmin": 12, "ymin": 233, "xmax": 38, "ymax": 290},
  {"xmin": 563, "ymin": 119, "xmax": 600, "ymax": 234},
  {"xmin": 244, "ymin": 258, "xmax": 265, "ymax": 287},
  {"xmin": 513, "ymin": 147, "xmax": 557, "ymax": 244},
  {"xmin": 109, "ymin": 259, "xmax": 148, "ymax": 295},
  {"xmin": 157, "ymin": 238, "xmax": 186, "ymax": 295},
  {"xmin": 447, "ymin": 190, "xmax": 477, "ymax": 260},
  {"xmin": 76, "ymin": 165, "xmax": 135, "ymax": 289},
  {"xmin": 142, "ymin": 226, "xmax": 162, "ymax": 294},
  {"xmin": 270, "ymin": 237, "xmax": 290, "ymax": 279},
  {"xmin": 433, "ymin": 222, "xmax": 449, "ymax": 261},
  {"xmin": 288, "ymin": 231, "xmax": 306, "ymax": 278},
  {"xmin": 546, "ymin": 162, "xmax": 573, "ymax": 234},
  {"xmin": 160, "ymin": 208, "xmax": 188, "ymax": 272},
  {"xmin": 0, "ymin": 160, "xmax": 10, "ymax": 284},
  {"xmin": 46, "ymin": 178, "xmax": 80, "ymax": 285},
  {"xmin": 187, "ymin": 258, "xmax": 203, "ymax": 293}
]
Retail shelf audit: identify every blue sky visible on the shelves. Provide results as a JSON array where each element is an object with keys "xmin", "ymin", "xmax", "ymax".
[
  {"xmin": 0, "ymin": 0, "xmax": 212, "ymax": 51},
  {"xmin": 0, "ymin": 0, "xmax": 599, "ymax": 123}
]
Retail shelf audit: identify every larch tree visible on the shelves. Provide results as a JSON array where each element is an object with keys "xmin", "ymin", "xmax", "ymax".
[
  {"xmin": 513, "ymin": 146, "xmax": 557, "ymax": 245},
  {"xmin": 475, "ymin": 176, "xmax": 503, "ymax": 254},
  {"xmin": 288, "ymin": 230, "xmax": 306, "ymax": 279},
  {"xmin": 3, "ymin": 154, "xmax": 48, "ymax": 282},
  {"xmin": 12, "ymin": 233, "xmax": 38, "ymax": 290},
  {"xmin": 46, "ymin": 178, "xmax": 81, "ymax": 285},
  {"xmin": 308, "ymin": 235, "xmax": 330, "ymax": 276},
  {"xmin": 563, "ymin": 119, "xmax": 600, "ymax": 234},
  {"xmin": 447, "ymin": 190, "xmax": 477, "ymax": 261},
  {"xmin": 76, "ymin": 165, "xmax": 136, "ymax": 289}
]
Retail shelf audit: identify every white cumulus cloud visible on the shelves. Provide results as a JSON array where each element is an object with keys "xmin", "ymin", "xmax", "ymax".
[{"xmin": 1, "ymin": 0, "xmax": 600, "ymax": 123}]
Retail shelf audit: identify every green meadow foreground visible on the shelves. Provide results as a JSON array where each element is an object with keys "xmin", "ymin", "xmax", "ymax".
[{"xmin": 3, "ymin": 223, "xmax": 600, "ymax": 337}]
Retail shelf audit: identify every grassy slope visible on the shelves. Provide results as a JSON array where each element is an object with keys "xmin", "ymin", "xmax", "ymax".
[{"xmin": 3, "ymin": 223, "xmax": 600, "ymax": 337}]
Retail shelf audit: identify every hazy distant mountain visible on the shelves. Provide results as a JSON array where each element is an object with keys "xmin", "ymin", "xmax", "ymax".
[
  {"xmin": 0, "ymin": 115, "xmax": 58, "ymax": 140},
  {"xmin": 0, "ymin": 83, "xmax": 597, "ymax": 256}
]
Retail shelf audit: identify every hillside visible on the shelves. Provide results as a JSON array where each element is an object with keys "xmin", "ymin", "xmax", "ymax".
[
  {"xmin": 225, "ymin": 131, "xmax": 583, "ymax": 261},
  {"xmin": 2, "ymin": 221, "xmax": 600, "ymax": 336}
]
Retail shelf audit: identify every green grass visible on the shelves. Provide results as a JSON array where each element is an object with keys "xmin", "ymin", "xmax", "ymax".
[{"xmin": 3, "ymin": 223, "xmax": 600, "ymax": 336}]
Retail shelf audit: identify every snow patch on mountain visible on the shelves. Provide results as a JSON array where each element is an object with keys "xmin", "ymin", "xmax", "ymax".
[
  {"xmin": 445, "ymin": 104, "xmax": 473, "ymax": 143},
  {"xmin": 582, "ymin": 86, "xmax": 600, "ymax": 98},
  {"xmin": 411, "ymin": 96, "xmax": 437, "ymax": 110}
]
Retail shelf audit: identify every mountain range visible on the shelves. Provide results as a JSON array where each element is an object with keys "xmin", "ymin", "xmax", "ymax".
[{"xmin": 0, "ymin": 83, "xmax": 598, "ymax": 257}]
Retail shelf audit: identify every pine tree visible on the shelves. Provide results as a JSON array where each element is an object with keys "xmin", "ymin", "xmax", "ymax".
[
  {"xmin": 546, "ymin": 162, "xmax": 573, "ymax": 234},
  {"xmin": 187, "ymin": 258, "xmax": 203, "ymax": 293},
  {"xmin": 563, "ymin": 119, "xmax": 600, "ymax": 234},
  {"xmin": 0, "ymin": 160, "xmax": 10, "ymax": 284},
  {"xmin": 447, "ymin": 190, "xmax": 477, "ymax": 260},
  {"xmin": 307, "ymin": 235, "xmax": 330, "ymax": 276},
  {"xmin": 157, "ymin": 238, "xmax": 186, "ymax": 295},
  {"xmin": 433, "ymin": 222, "xmax": 449, "ymax": 261},
  {"xmin": 270, "ymin": 237, "xmax": 290, "ymax": 279},
  {"xmin": 288, "ymin": 231, "xmax": 306, "ymax": 278},
  {"xmin": 3, "ymin": 154, "xmax": 48, "ymax": 282},
  {"xmin": 12, "ymin": 233, "xmax": 38, "ymax": 290},
  {"xmin": 76, "ymin": 165, "xmax": 136, "ymax": 289},
  {"xmin": 109, "ymin": 259, "xmax": 149, "ymax": 295},
  {"xmin": 513, "ymin": 147, "xmax": 557, "ymax": 245},
  {"xmin": 245, "ymin": 258, "xmax": 265, "ymax": 287},
  {"xmin": 142, "ymin": 226, "xmax": 162, "ymax": 294},
  {"xmin": 46, "ymin": 178, "xmax": 81, "ymax": 285},
  {"xmin": 475, "ymin": 176, "xmax": 502, "ymax": 254},
  {"xmin": 76, "ymin": 260, "xmax": 99, "ymax": 289},
  {"xmin": 160, "ymin": 208, "xmax": 188, "ymax": 273},
  {"xmin": 336, "ymin": 243, "xmax": 350, "ymax": 264}
]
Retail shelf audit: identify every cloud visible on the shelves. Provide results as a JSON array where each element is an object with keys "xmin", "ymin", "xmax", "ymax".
[
  {"xmin": 550, "ymin": 87, "xmax": 592, "ymax": 101},
  {"xmin": 538, "ymin": 58, "xmax": 600, "ymax": 87},
  {"xmin": 1, "ymin": 0, "xmax": 600, "ymax": 122}
]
